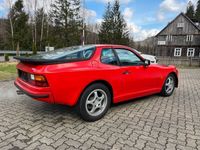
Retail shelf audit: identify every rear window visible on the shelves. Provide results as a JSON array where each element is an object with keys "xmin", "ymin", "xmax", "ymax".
[{"xmin": 29, "ymin": 45, "xmax": 96, "ymax": 60}]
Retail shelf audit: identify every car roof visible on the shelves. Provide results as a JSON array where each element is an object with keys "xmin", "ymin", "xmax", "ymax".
[
  {"xmin": 58, "ymin": 44, "xmax": 134, "ymax": 50},
  {"xmin": 92, "ymin": 44, "xmax": 133, "ymax": 49}
]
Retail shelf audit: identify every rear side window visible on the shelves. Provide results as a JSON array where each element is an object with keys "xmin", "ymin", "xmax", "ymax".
[{"xmin": 101, "ymin": 48, "xmax": 118, "ymax": 65}]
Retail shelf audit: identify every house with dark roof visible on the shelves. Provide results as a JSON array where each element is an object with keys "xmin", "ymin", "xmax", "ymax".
[{"xmin": 155, "ymin": 13, "xmax": 200, "ymax": 58}]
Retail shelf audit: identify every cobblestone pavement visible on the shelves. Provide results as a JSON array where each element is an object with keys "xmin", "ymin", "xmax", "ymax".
[{"xmin": 0, "ymin": 69, "xmax": 200, "ymax": 150}]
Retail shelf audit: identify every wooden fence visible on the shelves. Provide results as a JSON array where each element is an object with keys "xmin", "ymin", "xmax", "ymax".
[{"xmin": 157, "ymin": 57, "xmax": 200, "ymax": 67}]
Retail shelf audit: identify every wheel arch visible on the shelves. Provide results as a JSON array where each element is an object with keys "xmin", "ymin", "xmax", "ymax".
[
  {"xmin": 169, "ymin": 72, "xmax": 178, "ymax": 88},
  {"xmin": 77, "ymin": 80, "xmax": 114, "ymax": 105}
]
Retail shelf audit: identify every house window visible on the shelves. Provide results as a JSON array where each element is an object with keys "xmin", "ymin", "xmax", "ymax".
[
  {"xmin": 166, "ymin": 35, "xmax": 173, "ymax": 41},
  {"xmin": 174, "ymin": 48, "xmax": 182, "ymax": 57},
  {"xmin": 187, "ymin": 48, "xmax": 195, "ymax": 57},
  {"xmin": 158, "ymin": 41, "xmax": 166, "ymax": 45},
  {"xmin": 177, "ymin": 23, "xmax": 184, "ymax": 28},
  {"xmin": 186, "ymin": 35, "xmax": 193, "ymax": 42}
]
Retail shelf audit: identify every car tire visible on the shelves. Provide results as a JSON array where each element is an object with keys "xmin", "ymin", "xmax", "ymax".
[
  {"xmin": 77, "ymin": 83, "xmax": 111, "ymax": 122},
  {"xmin": 160, "ymin": 74, "xmax": 176, "ymax": 97}
]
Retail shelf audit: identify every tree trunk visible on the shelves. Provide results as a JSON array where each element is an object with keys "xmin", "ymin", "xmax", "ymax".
[
  {"xmin": 31, "ymin": 17, "xmax": 36, "ymax": 54},
  {"xmin": 9, "ymin": 18, "xmax": 14, "ymax": 51},
  {"xmin": 46, "ymin": 21, "xmax": 49, "ymax": 50},
  {"xmin": 7, "ymin": 0, "xmax": 14, "ymax": 52},
  {"xmin": 34, "ymin": 0, "xmax": 37, "ymax": 53},
  {"xmin": 16, "ymin": 41, "xmax": 19, "ymax": 56},
  {"xmin": 39, "ymin": 0, "xmax": 45, "ymax": 51},
  {"xmin": 46, "ymin": 0, "xmax": 53, "ymax": 49}
]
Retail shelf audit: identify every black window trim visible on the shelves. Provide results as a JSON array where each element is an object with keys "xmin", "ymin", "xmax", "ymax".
[
  {"xmin": 113, "ymin": 48, "xmax": 145, "ymax": 66},
  {"xmin": 100, "ymin": 48, "xmax": 120, "ymax": 66},
  {"xmin": 112, "ymin": 48, "xmax": 121, "ymax": 66}
]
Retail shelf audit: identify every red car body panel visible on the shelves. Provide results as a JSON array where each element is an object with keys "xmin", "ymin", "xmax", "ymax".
[{"xmin": 14, "ymin": 45, "xmax": 178, "ymax": 106}]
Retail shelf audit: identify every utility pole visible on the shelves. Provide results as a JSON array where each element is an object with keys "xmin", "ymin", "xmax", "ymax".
[{"xmin": 82, "ymin": 0, "xmax": 85, "ymax": 46}]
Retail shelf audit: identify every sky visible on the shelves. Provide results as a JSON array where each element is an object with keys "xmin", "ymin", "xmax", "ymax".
[{"xmin": 0, "ymin": 0, "xmax": 198, "ymax": 41}]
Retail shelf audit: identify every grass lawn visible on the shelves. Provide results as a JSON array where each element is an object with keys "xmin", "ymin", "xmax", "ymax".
[{"xmin": 0, "ymin": 62, "xmax": 17, "ymax": 81}]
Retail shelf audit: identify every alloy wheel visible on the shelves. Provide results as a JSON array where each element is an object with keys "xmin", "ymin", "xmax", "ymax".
[
  {"xmin": 165, "ymin": 76, "xmax": 174, "ymax": 94},
  {"xmin": 85, "ymin": 89, "xmax": 108, "ymax": 117}
]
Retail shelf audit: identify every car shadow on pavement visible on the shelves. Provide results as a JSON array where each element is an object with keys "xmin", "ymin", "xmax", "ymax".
[
  {"xmin": 111, "ymin": 94, "xmax": 160, "ymax": 107},
  {"xmin": 20, "ymin": 97, "xmax": 81, "ymax": 122},
  {"xmin": 21, "ymin": 94, "xmax": 160, "ymax": 122}
]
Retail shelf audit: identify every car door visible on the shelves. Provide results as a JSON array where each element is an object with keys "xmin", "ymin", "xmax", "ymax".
[
  {"xmin": 114, "ymin": 48, "xmax": 161, "ymax": 101},
  {"xmin": 100, "ymin": 48, "xmax": 124, "ymax": 102}
]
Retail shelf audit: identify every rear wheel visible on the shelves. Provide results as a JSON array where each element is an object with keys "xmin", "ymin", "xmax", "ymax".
[
  {"xmin": 77, "ymin": 83, "xmax": 111, "ymax": 122},
  {"xmin": 160, "ymin": 74, "xmax": 175, "ymax": 96}
]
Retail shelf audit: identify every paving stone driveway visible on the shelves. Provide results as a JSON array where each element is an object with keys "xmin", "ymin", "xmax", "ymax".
[{"xmin": 0, "ymin": 69, "xmax": 200, "ymax": 150}]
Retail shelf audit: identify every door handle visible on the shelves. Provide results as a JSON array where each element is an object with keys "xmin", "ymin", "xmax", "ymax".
[{"xmin": 122, "ymin": 70, "xmax": 131, "ymax": 75}]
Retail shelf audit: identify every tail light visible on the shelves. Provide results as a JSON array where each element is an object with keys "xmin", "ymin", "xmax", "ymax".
[
  {"xmin": 18, "ymin": 70, "xmax": 49, "ymax": 87},
  {"xmin": 29, "ymin": 74, "xmax": 49, "ymax": 87}
]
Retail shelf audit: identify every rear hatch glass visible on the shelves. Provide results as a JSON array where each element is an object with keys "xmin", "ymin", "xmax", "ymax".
[{"xmin": 14, "ymin": 45, "xmax": 96, "ymax": 64}]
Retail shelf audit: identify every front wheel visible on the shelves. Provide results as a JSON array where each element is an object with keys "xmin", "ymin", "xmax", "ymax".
[
  {"xmin": 77, "ymin": 83, "xmax": 111, "ymax": 122},
  {"xmin": 160, "ymin": 74, "xmax": 176, "ymax": 96}
]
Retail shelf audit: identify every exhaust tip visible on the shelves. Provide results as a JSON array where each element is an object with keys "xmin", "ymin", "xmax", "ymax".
[{"xmin": 16, "ymin": 90, "xmax": 24, "ymax": 95}]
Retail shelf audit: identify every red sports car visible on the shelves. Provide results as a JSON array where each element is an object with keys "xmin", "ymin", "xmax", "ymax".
[{"xmin": 14, "ymin": 45, "xmax": 178, "ymax": 121}]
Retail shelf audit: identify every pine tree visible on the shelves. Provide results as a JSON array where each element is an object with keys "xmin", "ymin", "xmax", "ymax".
[
  {"xmin": 195, "ymin": 0, "xmax": 200, "ymax": 22},
  {"xmin": 186, "ymin": 1, "xmax": 195, "ymax": 21},
  {"xmin": 112, "ymin": 0, "xmax": 129, "ymax": 45},
  {"xmin": 8, "ymin": 0, "xmax": 29, "ymax": 53},
  {"xmin": 99, "ymin": 0, "xmax": 130, "ymax": 45},
  {"xmin": 50, "ymin": 0, "xmax": 82, "ymax": 48},
  {"xmin": 99, "ymin": 2, "xmax": 113, "ymax": 44}
]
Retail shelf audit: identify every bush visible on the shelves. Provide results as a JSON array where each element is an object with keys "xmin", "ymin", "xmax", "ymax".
[
  {"xmin": 4, "ymin": 54, "xmax": 10, "ymax": 62},
  {"xmin": 25, "ymin": 53, "xmax": 29, "ymax": 57}
]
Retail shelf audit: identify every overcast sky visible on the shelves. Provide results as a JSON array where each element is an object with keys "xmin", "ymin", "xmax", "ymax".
[{"xmin": 0, "ymin": 0, "xmax": 198, "ymax": 41}]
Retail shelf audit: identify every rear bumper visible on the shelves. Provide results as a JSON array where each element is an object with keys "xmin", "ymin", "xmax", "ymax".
[
  {"xmin": 14, "ymin": 78, "xmax": 54, "ymax": 103},
  {"xmin": 15, "ymin": 82, "xmax": 49, "ymax": 98}
]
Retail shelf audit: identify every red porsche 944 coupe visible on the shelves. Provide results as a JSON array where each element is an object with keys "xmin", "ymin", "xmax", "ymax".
[{"xmin": 14, "ymin": 45, "xmax": 178, "ymax": 121}]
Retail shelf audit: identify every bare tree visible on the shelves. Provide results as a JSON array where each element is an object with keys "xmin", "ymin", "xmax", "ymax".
[
  {"xmin": 7, "ymin": 0, "xmax": 14, "ymax": 52},
  {"xmin": 46, "ymin": 0, "xmax": 53, "ymax": 50},
  {"xmin": 26, "ymin": 0, "xmax": 38, "ymax": 54},
  {"xmin": 25, "ymin": 0, "xmax": 35, "ymax": 53},
  {"xmin": 34, "ymin": 0, "xmax": 37, "ymax": 53},
  {"xmin": 39, "ymin": 0, "xmax": 45, "ymax": 51}
]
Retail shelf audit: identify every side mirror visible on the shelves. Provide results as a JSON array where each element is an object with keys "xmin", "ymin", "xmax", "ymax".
[{"xmin": 144, "ymin": 59, "xmax": 151, "ymax": 66}]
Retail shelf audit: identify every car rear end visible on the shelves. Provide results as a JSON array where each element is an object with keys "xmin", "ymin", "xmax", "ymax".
[
  {"xmin": 14, "ymin": 45, "xmax": 96, "ymax": 104},
  {"xmin": 15, "ymin": 63, "xmax": 54, "ymax": 103}
]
